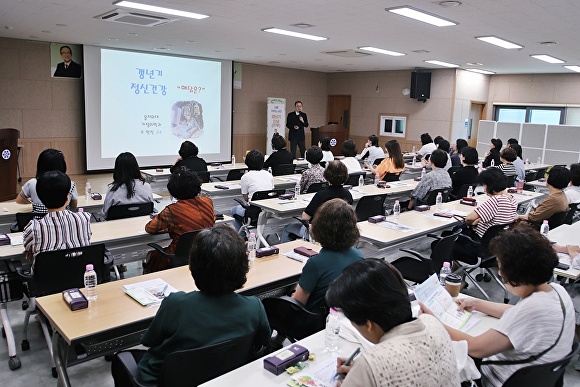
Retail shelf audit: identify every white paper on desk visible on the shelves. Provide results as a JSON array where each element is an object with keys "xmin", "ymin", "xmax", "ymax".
[
  {"xmin": 389, "ymin": 181, "xmax": 409, "ymax": 186},
  {"xmin": 10, "ymin": 235, "xmax": 23, "ymax": 246},
  {"xmin": 222, "ymin": 183, "xmax": 241, "ymax": 189},
  {"xmin": 290, "ymin": 357, "xmax": 338, "ymax": 387},
  {"xmin": 123, "ymin": 278, "xmax": 178, "ymax": 307},
  {"xmin": 278, "ymin": 177, "xmax": 300, "ymax": 182},
  {"xmin": 376, "ymin": 221, "xmax": 417, "ymax": 232},
  {"xmin": 414, "ymin": 273, "xmax": 471, "ymax": 330},
  {"xmin": 283, "ymin": 251, "xmax": 308, "ymax": 263}
]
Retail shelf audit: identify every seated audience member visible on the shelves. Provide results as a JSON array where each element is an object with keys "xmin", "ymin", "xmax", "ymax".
[
  {"xmin": 482, "ymin": 138, "xmax": 502, "ymax": 167},
  {"xmin": 230, "ymin": 150, "xmax": 274, "ymax": 231},
  {"xmin": 102, "ymin": 152, "xmax": 154, "ymax": 218},
  {"xmin": 510, "ymin": 144, "xmax": 525, "ymax": 183},
  {"xmin": 421, "ymin": 225, "xmax": 575, "ymax": 387},
  {"xmin": 451, "ymin": 146, "xmax": 479, "ymax": 196},
  {"xmin": 357, "ymin": 135, "xmax": 383, "ymax": 167},
  {"xmin": 328, "ymin": 259, "xmax": 460, "ymax": 387},
  {"xmin": 145, "ymin": 169, "xmax": 215, "ymax": 272},
  {"xmin": 417, "ymin": 133, "xmax": 437, "ymax": 157},
  {"xmin": 299, "ymin": 146, "xmax": 326, "ymax": 193},
  {"xmin": 519, "ymin": 166, "xmax": 570, "ymax": 225},
  {"xmin": 506, "ymin": 138, "xmax": 518, "ymax": 147},
  {"xmin": 367, "ymin": 140, "xmax": 405, "ymax": 180},
  {"xmin": 112, "ymin": 225, "xmax": 271, "ymax": 385},
  {"xmin": 340, "ymin": 140, "xmax": 362, "ymax": 173},
  {"xmin": 450, "ymin": 138, "xmax": 468, "ymax": 167},
  {"xmin": 292, "ymin": 198, "xmax": 363, "ymax": 312},
  {"xmin": 170, "ymin": 141, "xmax": 207, "ymax": 173},
  {"xmin": 264, "ymin": 133, "xmax": 294, "ymax": 170},
  {"xmin": 565, "ymin": 163, "xmax": 580, "ymax": 204},
  {"xmin": 281, "ymin": 161, "xmax": 352, "ymax": 242},
  {"xmin": 408, "ymin": 149, "xmax": 452, "ymax": 209},
  {"xmin": 23, "ymin": 171, "xmax": 91, "ymax": 265},
  {"xmin": 319, "ymin": 136, "xmax": 334, "ymax": 163},
  {"xmin": 17, "ymin": 148, "xmax": 78, "ymax": 213},
  {"xmin": 452, "ymin": 168, "xmax": 517, "ymax": 262},
  {"xmin": 496, "ymin": 147, "xmax": 518, "ymax": 184},
  {"xmin": 436, "ymin": 139, "xmax": 452, "ymax": 171}
]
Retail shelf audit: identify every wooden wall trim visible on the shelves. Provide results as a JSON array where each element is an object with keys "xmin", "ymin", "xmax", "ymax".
[{"xmin": 19, "ymin": 137, "xmax": 84, "ymax": 178}]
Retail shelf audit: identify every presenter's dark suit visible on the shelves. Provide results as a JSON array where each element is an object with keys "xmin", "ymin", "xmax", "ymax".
[
  {"xmin": 53, "ymin": 61, "xmax": 82, "ymax": 78},
  {"xmin": 286, "ymin": 111, "xmax": 308, "ymax": 158}
]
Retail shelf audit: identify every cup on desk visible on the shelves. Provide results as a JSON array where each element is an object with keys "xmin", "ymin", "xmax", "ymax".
[{"xmin": 445, "ymin": 274, "xmax": 462, "ymax": 297}]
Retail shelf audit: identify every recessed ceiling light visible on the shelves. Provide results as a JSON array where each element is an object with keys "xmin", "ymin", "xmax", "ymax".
[
  {"xmin": 476, "ymin": 36, "xmax": 522, "ymax": 49},
  {"xmin": 531, "ymin": 54, "xmax": 565, "ymax": 64},
  {"xmin": 412, "ymin": 49, "xmax": 430, "ymax": 54},
  {"xmin": 358, "ymin": 46, "xmax": 405, "ymax": 56},
  {"xmin": 113, "ymin": 1, "xmax": 209, "ymax": 19},
  {"xmin": 539, "ymin": 41, "xmax": 557, "ymax": 46},
  {"xmin": 126, "ymin": 33, "xmax": 138, "ymax": 36},
  {"xmin": 108, "ymin": 38, "xmax": 119, "ymax": 41},
  {"xmin": 56, "ymin": 24, "xmax": 67, "ymax": 27},
  {"xmin": 466, "ymin": 62, "xmax": 483, "ymax": 66},
  {"xmin": 41, "ymin": 30, "xmax": 51, "ymax": 33},
  {"xmin": 564, "ymin": 65, "xmax": 580, "ymax": 73},
  {"xmin": 262, "ymin": 28, "xmax": 328, "ymax": 41},
  {"xmin": 291, "ymin": 23, "xmax": 314, "ymax": 28},
  {"xmin": 5, "ymin": 26, "xmax": 14, "ymax": 30},
  {"xmin": 425, "ymin": 60, "xmax": 459, "ymax": 67},
  {"xmin": 186, "ymin": 40, "xmax": 195, "ymax": 43},
  {"xmin": 438, "ymin": 1, "xmax": 462, "ymax": 6},
  {"xmin": 386, "ymin": 6, "xmax": 457, "ymax": 27},
  {"xmin": 465, "ymin": 68, "xmax": 495, "ymax": 75}
]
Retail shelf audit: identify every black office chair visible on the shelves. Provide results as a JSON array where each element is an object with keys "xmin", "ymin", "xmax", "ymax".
[
  {"xmin": 383, "ymin": 172, "xmax": 402, "ymax": 182},
  {"xmin": 319, "ymin": 161, "xmax": 326, "ymax": 168},
  {"xmin": 355, "ymin": 194, "xmax": 388, "ymax": 222},
  {"xmin": 262, "ymin": 296, "xmax": 327, "ymax": 344},
  {"xmin": 391, "ymin": 229, "xmax": 461, "ymax": 284},
  {"xmin": 112, "ymin": 331, "xmax": 261, "ymax": 387},
  {"xmin": 212, "ymin": 168, "xmax": 248, "ymax": 182},
  {"xmin": 147, "ymin": 230, "xmax": 201, "ymax": 269},
  {"xmin": 453, "ymin": 223, "xmax": 514, "ymax": 303},
  {"xmin": 15, "ymin": 212, "xmax": 45, "ymax": 232},
  {"xmin": 372, "ymin": 157, "xmax": 384, "ymax": 166},
  {"xmin": 417, "ymin": 188, "xmax": 451, "ymax": 206},
  {"xmin": 524, "ymin": 170, "xmax": 538, "ymax": 182},
  {"xmin": 526, "ymin": 210, "xmax": 570, "ymax": 231},
  {"xmin": 233, "ymin": 189, "xmax": 286, "ymax": 237},
  {"xmin": 196, "ymin": 171, "xmax": 210, "ymax": 183},
  {"xmin": 447, "ymin": 166, "xmax": 460, "ymax": 177},
  {"xmin": 14, "ymin": 244, "xmax": 112, "ymax": 377},
  {"xmin": 505, "ymin": 175, "xmax": 517, "ymax": 188},
  {"xmin": 0, "ymin": 262, "xmax": 25, "ymax": 371},
  {"xmin": 502, "ymin": 341, "xmax": 579, "ymax": 387},
  {"xmin": 106, "ymin": 202, "xmax": 155, "ymax": 221},
  {"xmin": 345, "ymin": 172, "xmax": 367, "ymax": 186},
  {"xmin": 450, "ymin": 183, "xmax": 478, "ymax": 201},
  {"xmin": 564, "ymin": 203, "xmax": 579, "ymax": 225},
  {"xmin": 305, "ymin": 181, "xmax": 329, "ymax": 193},
  {"xmin": 271, "ymin": 164, "xmax": 296, "ymax": 176}
]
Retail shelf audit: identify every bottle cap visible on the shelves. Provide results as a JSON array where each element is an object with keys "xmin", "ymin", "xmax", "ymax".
[
  {"xmin": 443, "ymin": 262, "xmax": 450, "ymax": 267},
  {"xmin": 78, "ymin": 208, "xmax": 84, "ymax": 212},
  {"xmin": 86, "ymin": 264, "xmax": 94, "ymax": 270},
  {"xmin": 250, "ymin": 232, "xmax": 256, "ymax": 237},
  {"xmin": 543, "ymin": 220, "xmax": 548, "ymax": 224},
  {"xmin": 395, "ymin": 200, "xmax": 399, "ymax": 204}
]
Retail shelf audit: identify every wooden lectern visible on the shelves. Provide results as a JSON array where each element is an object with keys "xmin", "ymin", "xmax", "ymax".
[
  {"xmin": 310, "ymin": 124, "xmax": 349, "ymax": 150},
  {"xmin": 0, "ymin": 128, "xmax": 20, "ymax": 201}
]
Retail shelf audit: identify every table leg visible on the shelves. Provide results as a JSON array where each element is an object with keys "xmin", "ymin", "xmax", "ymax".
[
  {"xmin": 256, "ymin": 211, "xmax": 271, "ymax": 248},
  {"xmin": 52, "ymin": 332, "xmax": 72, "ymax": 387}
]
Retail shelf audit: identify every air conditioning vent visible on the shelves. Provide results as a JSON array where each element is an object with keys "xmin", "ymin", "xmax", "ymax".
[
  {"xmin": 95, "ymin": 10, "xmax": 174, "ymax": 27},
  {"xmin": 324, "ymin": 50, "xmax": 371, "ymax": 58}
]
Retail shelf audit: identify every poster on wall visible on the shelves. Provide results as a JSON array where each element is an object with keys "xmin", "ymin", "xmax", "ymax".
[
  {"xmin": 379, "ymin": 113, "xmax": 407, "ymax": 138},
  {"xmin": 50, "ymin": 43, "xmax": 83, "ymax": 78},
  {"xmin": 267, "ymin": 97, "xmax": 286, "ymax": 154}
]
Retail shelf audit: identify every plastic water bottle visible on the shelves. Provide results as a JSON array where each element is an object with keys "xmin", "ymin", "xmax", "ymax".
[
  {"xmin": 525, "ymin": 158, "xmax": 530, "ymax": 165},
  {"xmin": 84, "ymin": 264, "xmax": 98, "ymax": 302},
  {"xmin": 490, "ymin": 159, "xmax": 495, "ymax": 167},
  {"xmin": 467, "ymin": 186, "xmax": 474, "ymax": 198},
  {"xmin": 439, "ymin": 262, "xmax": 451, "ymax": 286},
  {"xmin": 412, "ymin": 155, "xmax": 417, "ymax": 165},
  {"xmin": 324, "ymin": 308, "xmax": 341, "ymax": 352},
  {"xmin": 85, "ymin": 181, "xmax": 91, "ymax": 201},
  {"xmin": 231, "ymin": 154, "xmax": 236, "ymax": 165},
  {"xmin": 421, "ymin": 167, "xmax": 426, "ymax": 180},
  {"xmin": 247, "ymin": 233, "xmax": 257, "ymax": 266},
  {"xmin": 358, "ymin": 175, "xmax": 364, "ymax": 187},
  {"xmin": 436, "ymin": 192, "xmax": 443, "ymax": 210},
  {"xmin": 374, "ymin": 173, "xmax": 380, "ymax": 186},
  {"xmin": 393, "ymin": 200, "xmax": 400, "ymax": 221},
  {"xmin": 267, "ymin": 166, "xmax": 272, "ymax": 175},
  {"xmin": 540, "ymin": 220, "xmax": 549, "ymax": 238},
  {"xmin": 412, "ymin": 145, "xmax": 416, "ymax": 153},
  {"xmin": 294, "ymin": 181, "xmax": 301, "ymax": 199},
  {"xmin": 537, "ymin": 156, "xmax": 542, "ymax": 165}
]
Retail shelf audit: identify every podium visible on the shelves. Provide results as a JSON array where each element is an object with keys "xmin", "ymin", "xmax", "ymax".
[
  {"xmin": 310, "ymin": 124, "xmax": 349, "ymax": 150},
  {"xmin": 0, "ymin": 128, "xmax": 20, "ymax": 201}
]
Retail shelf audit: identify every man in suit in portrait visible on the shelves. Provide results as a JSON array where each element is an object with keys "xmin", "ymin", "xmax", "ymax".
[
  {"xmin": 53, "ymin": 45, "xmax": 82, "ymax": 78},
  {"xmin": 285, "ymin": 100, "xmax": 309, "ymax": 158}
]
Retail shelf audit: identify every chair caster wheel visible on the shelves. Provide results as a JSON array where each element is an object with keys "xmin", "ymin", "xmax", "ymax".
[
  {"xmin": 8, "ymin": 356, "xmax": 21, "ymax": 370},
  {"xmin": 22, "ymin": 301, "xmax": 28, "ymax": 310},
  {"xmin": 52, "ymin": 367, "xmax": 58, "ymax": 378},
  {"xmin": 483, "ymin": 273, "xmax": 492, "ymax": 282},
  {"xmin": 21, "ymin": 340, "xmax": 30, "ymax": 351},
  {"xmin": 475, "ymin": 273, "xmax": 484, "ymax": 282}
]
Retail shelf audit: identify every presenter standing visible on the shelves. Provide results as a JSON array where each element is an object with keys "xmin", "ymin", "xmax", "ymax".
[{"xmin": 286, "ymin": 100, "xmax": 309, "ymax": 158}]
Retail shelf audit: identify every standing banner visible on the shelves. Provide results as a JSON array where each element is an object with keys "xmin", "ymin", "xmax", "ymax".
[{"xmin": 266, "ymin": 97, "xmax": 286, "ymax": 154}]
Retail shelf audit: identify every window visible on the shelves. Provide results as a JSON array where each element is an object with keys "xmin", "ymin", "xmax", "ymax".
[{"xmin": 494, "ymin": 105, "xmax": 564, "ymax": 124}]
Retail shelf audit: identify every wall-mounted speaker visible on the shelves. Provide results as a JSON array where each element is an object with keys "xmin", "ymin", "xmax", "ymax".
[{"xmin": 410, "ymin": 72, "xmax": 431, "ymax": 102}]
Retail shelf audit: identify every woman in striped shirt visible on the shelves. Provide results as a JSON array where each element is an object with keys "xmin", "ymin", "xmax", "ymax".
[{"xmin": 496, "ymin": 147, "xmax": 518, "ymax": 186}]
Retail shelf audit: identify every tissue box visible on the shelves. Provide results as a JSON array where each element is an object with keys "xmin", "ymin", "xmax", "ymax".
[{"xmin": 264, "ymin": 345, "xmax": 309, "ymax": 375}]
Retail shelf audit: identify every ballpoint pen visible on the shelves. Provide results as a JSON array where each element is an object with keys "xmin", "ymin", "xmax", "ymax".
[{"xmin": 333, "ymin": 347, "xmax": 361, "ymax": 380}]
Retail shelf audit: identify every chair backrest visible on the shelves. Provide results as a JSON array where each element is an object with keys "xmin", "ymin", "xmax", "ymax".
[
  {"xmin": 244, "ymin": 189, "xmax": 287, "ymax": 226},
  {"xmin": 319, "ymin": 161, "xmax": 326, "ymax": 168},
  {"xmin": 196, "ymin": 171, "xmax": 210, "ymax": 183},
  {"xmin": 372, "ymin": 157, "xmax": 384, "ymax": 166},
  {"xmin": 15, "ymin": 212, "xmax": 45, "ymax": 232},
  {"xmin": 383, "ymin": 172, "xmax": 401, "ymax": 182},
  {"xmin": 159, "ymin": 331, "xmax": 258, "ymax": 387},
  {"xmin": 502, "ymin": 341, "xmax": 579, "ymax": 387},
  {"xmin": 32, "ymin": 244, "xmax": 110, "ymax": 297},
  {"xmin": 525, "ymin": 170, "xmax": 538, "ymax": 182},
  {"xmin": 355, "ymin": 194, "xmax": 388, "ymax": 222},
  {"xmin": 564, "ymin": 203, "xmax": 579, "ymax": 225},
  {"xmin": 305, "ymin": 182, "xmax": 329, "ymax": 193},
  {"xmin": 106, "ymin": 202, "xmax": 154, "ymax": 221},
  {"xmin": 171, "ymin": 230, "xmax": 201, "ymax": 268},
  {"xmin": 479, "ymin": 223, "xmax": 513, "ymax": 258},
  {"xmin": 345, "ymin": 172, "xmax": 366, "ymax": 186},
  {"xmin": 454, "ymin": 183, "xmax": 478, "ymax": 199},
  {"xmin": 506, "ymin": 175, "xmax": 517, "ymax": 188},
  {"xmin": 430, "ymin": 228, "xmax": 462, "ymax": 273},
  {"xmin": 547, "ymin": 210, "xmax": 569, "ymax": 230},
  {"xmin": 271, "ymin": 164, "xmax": 295, "ymax": 176},
  {"xmin": 226, "ymin": 168, "xmax": 248, "ymax": 181},
  {"xmin": 419, "ymin": 188, "xmax": 451, "ymax": 206},
  {"xmin": 447, "ymin": 166, "xmax": 460, "ymax": 177},
  {"xmin": 262, "ymin": 296, "xmax": 326, "ymax": 342}
]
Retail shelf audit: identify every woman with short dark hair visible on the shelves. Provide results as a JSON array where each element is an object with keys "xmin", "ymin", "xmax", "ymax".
[
  {"xmin": 170, "ymin": 141, "xmax": 208, "ymax": 173},
  {"xmin": 451, "ymin": 146, "xmax": 479, "ymax": 196},
  {"xmin": 340, "ymin": 140, "xmax": 362, "ymax": 173},
  {"xmin": 519, "ymin": 166, "xmax": 570, "ymax": 224},
  {"xmin": 450, "ymin": 138, "xmax": 468, "ymax": 167},
  {"xmin": 144, "ymin": 168, "xmax": 215, "ymax": 272},
  {"xmin": 299, "ymin": 146, "xmax": 325, "ymax": 193},
  {"xmin": 358, "ymin": 135, "xmax": 383, "ymax": 167},
  {"xmin": 328, "ymin": 259, "xmax": 460, "ymax": 387},
  {"xmin": 291, "ymin": 198, "xmax": 362, "ymax": 312},
  {"xmin": 318, "ymin": 136, "xmax": 334, "ymax": 163},
  {"xmin": 264, "ymin": 134, "xmax": 293, "ymax": 169},
  {"xmin": 421, "ymin": 225, "xmax": 575, "ymax": 387}
]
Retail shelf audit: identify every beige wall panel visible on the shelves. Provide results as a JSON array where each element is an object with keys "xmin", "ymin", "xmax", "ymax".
[
  {"xmin": 0, "ymin": 110, "xmax": 23, "ymax": 129},
  {"xmin": 21, "ymin": 47, "xmax": 51, "ymax": 81},
  {"xmin": 553, "ymin": 81, "xmax": 580, "ymax": 103},
  {"xmin": 0, "ymin": 48, "xmax": 21, "ymax": 80},
  {"xmin": 508, "ymin": 81, "xmax": 556, "ymax": 103},
  {"xmin": 0, "ymin": 79, "xmax": 52, "ymax": 110},
  {"xmin": 51, "ymin": 138, "xmax": 84, "ymax": 174},
  {"xmin": 19, "ymin": 139, "xmax": 50, "ymax": 177},
  {"xmin": 51, "ymin": 79, "xmax": 84, "ymax": 110},
  {"xmin": 22, "ymin": 109, "xmax": 83, "ymax": 138},
  {"xmin": 252, "ymin": 71, "xmax": 284, "ymax": 94}
]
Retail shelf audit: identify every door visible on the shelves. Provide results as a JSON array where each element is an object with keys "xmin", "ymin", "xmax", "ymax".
[
  {"xmin": 327, "ymin": 95, "xmax": 351, "ymax": 129},
  {"xmin": 468, "ymin": 103, "xmax": 485, "ymax": 148}
]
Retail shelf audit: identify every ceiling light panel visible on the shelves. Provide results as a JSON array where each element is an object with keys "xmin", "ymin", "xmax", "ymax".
[
  {"xmin": 564, "ymin": 65, "xmax": 580, "ymax": 73},
  {"xmin": 531, "ymin": 55, "xmax": 564, "ymax": 64},
  {"xmin": 425, "ymin": 60, "xmax": 459, "ymax": 67},
  {"xmin": 466, "ymin": 68, "xmax": 495, "ymax": 75},
  {"xmin": 113, "ymin": 1, "xmax": 209, "ymax": 19},
  {"xmin": 386, "ymin": 6, "xmax": 457, "ymax": 27},
  {"xmin": 358, "ymin": 46, "xmax": 405, "ymax": 56},
  {"xmin": 476, "ymin": 36, "xmax": 522, "ymax": 49},
  {"xmin": 262, "ymin": 28, "xmax": 328, "ymax": 41}
]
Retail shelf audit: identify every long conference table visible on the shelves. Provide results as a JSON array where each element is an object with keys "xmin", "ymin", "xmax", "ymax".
[{"xmin": 36, "ymin": 239, "xmax": 318, "ymax": 387}]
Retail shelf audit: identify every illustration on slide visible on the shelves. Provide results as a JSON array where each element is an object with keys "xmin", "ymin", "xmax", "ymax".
[{"xmin": 171, "ymin": 100, "xmax": 204, "ymax": 139}]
